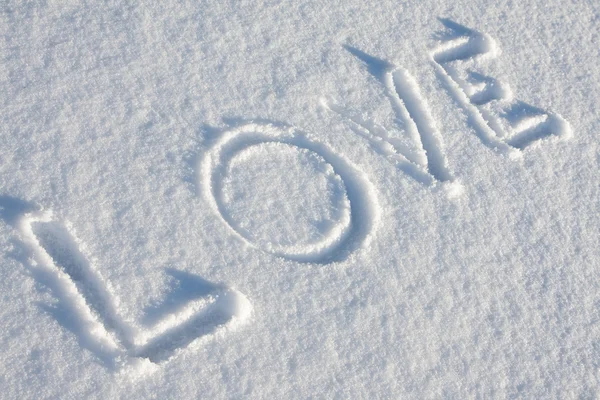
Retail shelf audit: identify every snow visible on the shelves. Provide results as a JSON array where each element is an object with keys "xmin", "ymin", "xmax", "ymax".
[{"xmin": 1, "ymin": 1, "xmax": 599, "ymax": 398}]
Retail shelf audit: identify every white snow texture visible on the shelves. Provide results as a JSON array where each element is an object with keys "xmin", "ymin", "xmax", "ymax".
[{"xmin": 0, "ymin": 1, "xmax": 599, "ymax": 398}]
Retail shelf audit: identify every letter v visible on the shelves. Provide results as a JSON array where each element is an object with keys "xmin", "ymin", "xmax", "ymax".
[{"xmin": 326, "ymin": 45, "xmax": 454, "ymax": 184}]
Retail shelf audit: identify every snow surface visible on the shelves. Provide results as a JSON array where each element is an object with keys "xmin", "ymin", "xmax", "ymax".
[{"xmin": 1, "ymin": 1, "xmax": 600, "ymax": 398}]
